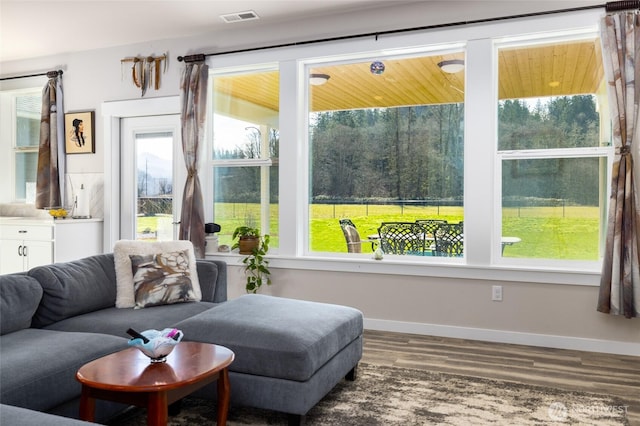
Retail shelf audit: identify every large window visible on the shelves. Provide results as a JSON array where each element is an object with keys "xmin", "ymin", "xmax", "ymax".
[
  {"xmin": 209, "ymin": 68, "xmax": 280, "ymax": 248},
  {"xmin": 497, "ymin": 35, "xmax": 611, "ymax": 262},
  {"xmin": 307, "ymin": 52, "xmax": 465, "ymax": 257},
  {"xmin": 203, "ymin": 9, "xmax": 609, "ymax": 274}
]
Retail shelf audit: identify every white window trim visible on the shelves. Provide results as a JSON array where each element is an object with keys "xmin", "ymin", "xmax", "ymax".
[
  {"xmin": 102, "ymin": 96, "xmax": 184, "ymax": 251},
  {"xmin": 203, "ymin": 9, "xmax": 606, "ymax": 285},
  {"xmin": 499, "ymin": 147, "xmax": 612, "ymax": 158},
  {"xmin": 208, "ymin": 65, "xmax": 278, "ymax": 237}
]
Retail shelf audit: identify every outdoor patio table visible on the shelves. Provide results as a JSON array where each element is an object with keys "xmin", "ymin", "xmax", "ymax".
[
  {"xmin": 501, "ymin": 236, "xmax": 521, "ymax": 254},
  {"xmin": 369, "ymin": 234, "xmax": 520, "ymax": 255}
]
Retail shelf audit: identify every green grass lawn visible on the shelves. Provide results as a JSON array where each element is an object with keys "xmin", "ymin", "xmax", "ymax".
[{"xmin": 137, "ymin": 203, "xmax": 601, "ymax": 260}]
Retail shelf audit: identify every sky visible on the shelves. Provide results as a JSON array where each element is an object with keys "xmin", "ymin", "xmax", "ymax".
[{"xmin": 134, "ymin": 114, "xmax": 254, "ymax": 163}]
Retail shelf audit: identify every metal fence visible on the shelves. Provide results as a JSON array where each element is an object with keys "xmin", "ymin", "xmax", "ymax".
[
  {"xmin": 312, "ymin": 197, "xmax": 588, "ymax": 219},
  {"xmin": 312, "ymin": 199, "xmax": 463, "ymax": 218}
]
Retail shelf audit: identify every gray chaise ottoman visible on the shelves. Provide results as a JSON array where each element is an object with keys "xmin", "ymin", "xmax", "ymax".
[
  {"xmin": 0, "ymin": 404, "xmax": 98, "ymax": 425},
  {"xmin": 175, "ymin": 294, "xmax": 363, "ymax": 424}
]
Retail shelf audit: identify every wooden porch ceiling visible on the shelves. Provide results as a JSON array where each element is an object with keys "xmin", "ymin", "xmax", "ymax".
[{"xmin": 212, "ymin": 38, "xmax": 604, "ymax": 114}]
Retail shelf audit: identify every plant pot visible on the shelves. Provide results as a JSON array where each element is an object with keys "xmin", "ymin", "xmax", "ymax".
[{"xmin": 238, "ymin": 237, "xmax": 260, "ymax": 254}]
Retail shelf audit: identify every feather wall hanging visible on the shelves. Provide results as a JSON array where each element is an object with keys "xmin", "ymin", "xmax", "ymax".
[{"xmin": 121, "ymin": 54, "xmax": 167, "ymax": 97}]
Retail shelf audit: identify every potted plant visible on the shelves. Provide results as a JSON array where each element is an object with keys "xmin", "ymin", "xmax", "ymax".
[
  {"xmin": 232, "ymin": 226, "xmax": 271, "ymax": 294},
  {"xmin": 232, "ymin": 226, "xmax": 261, "ymax": 254}
]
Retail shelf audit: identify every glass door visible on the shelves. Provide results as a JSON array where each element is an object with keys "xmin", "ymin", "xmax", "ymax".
[{"xmin": 120, "ymin": 115, "xmax": 183, "ymax": 240}]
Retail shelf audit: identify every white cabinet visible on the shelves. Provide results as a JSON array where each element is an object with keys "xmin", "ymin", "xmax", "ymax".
[
  {"xmin": 0, "ymin": 218, "xmax": 103, "ymax": 273},
  {"xmin": 0, "ymin": 224, "xmax": 53, "ymax": 273},
  {"xmin": 53, "ymin": 220, "xmax": 103, "ymax": 263}
]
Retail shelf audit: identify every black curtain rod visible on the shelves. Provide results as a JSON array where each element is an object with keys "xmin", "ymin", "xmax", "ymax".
[
  {"xmin": 177, "ymin": 1, "xmax": 639, "ymax": 62},
  {"xmin": 0, "ymin": 69, "xmax": 63, "ymax": 81}
]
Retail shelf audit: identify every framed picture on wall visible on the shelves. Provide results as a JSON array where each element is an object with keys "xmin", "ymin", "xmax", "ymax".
[{"xmin": 64, "ymin": 111, "xmax": 95, "ymax": 154}]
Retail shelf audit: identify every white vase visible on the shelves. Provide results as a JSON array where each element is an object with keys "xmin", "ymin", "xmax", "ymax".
[{"xmin": 374, "ymin": 247, "xmax": 384, "ymax": 260}]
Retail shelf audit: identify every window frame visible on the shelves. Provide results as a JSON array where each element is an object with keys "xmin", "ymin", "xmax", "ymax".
[
  {"xmin": 207, "ymin": 65, "xmax": 279, "ymax": 243},
  {"xmin": 204, "ymin": 8, "xmax": 608, "ymax": 285},
  {"xmin": 493, "ymin": 32, "xmax": 614, "ymax": 268},
  {"xmin": 0, "ymin": 87, "xmax": 41, "ymax": 202},
  {"xmin": 302, "ymin": 47, "xmax": 467, "ymax": 259},
  {"xmin": 496, "ymin": 147, "xmax": 613, "ymax": 269}
]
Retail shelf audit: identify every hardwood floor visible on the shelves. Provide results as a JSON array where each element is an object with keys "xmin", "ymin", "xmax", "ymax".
[{"xmin": 362, "ymin": 329, "xmax": 640, "ymax": 424}]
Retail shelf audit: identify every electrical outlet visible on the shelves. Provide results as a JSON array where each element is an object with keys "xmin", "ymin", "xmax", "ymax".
[{"xmin": 492, "ymin": 285, "xmax": 503, "ymax": 302}]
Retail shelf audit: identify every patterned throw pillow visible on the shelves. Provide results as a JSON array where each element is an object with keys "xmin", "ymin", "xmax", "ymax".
[
  {"xmin": 114, "ymin": 240, "xmax": 201, "ymax": 308},
  {"xmin": 130, "ymin": 250, "xmax": 197, "ymax": 309}
]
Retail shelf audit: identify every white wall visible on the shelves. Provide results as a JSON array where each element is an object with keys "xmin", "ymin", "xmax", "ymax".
[
  {"xmin": 2, "ymin": 1, "xmax": 637, "ymax": 355},
  {"xmin": 225, "ymin": 264, "xmax": 639, "ymax": 356}
]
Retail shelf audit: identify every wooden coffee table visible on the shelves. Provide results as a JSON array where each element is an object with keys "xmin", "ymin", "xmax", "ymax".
[{"xmin": 76, "ymin": 342, "xmax": 234, "ymax": 426}]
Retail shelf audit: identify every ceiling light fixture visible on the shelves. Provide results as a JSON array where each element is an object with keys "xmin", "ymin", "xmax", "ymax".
[
  {"xmin": 309, "ymin": 73, "xmax": 330, "ymax": 86},
  {"xmin": 438, "ymin": 59, "xmax": 465, "ymax": 74}
]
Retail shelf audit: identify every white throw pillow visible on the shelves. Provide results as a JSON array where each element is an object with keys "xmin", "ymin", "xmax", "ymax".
[{"xmin": 114, "ymin": 240, "xmax": 201, "ymax": 308}]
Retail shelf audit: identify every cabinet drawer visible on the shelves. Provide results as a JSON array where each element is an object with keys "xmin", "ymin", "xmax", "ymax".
[{"xmin": 0, "ymin": 224, "xmax": 53, "ymax": 241}]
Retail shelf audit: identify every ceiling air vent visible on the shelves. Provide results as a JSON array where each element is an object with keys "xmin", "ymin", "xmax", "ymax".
[{"xmin": 220, "ymin": 10, "xmax": 260, "ymax": 23}]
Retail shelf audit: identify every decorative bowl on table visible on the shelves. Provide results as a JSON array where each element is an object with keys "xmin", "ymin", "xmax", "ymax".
[
  {"xmin": 127, "ymin": 328, "xmax": 183, "ymax": 363},
  {"xmin": 48, "ymin": 208, "xmax": 69, "ymax": 219}
]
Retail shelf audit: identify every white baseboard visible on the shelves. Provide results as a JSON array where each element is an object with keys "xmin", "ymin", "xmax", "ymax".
[{"xmin": 364, "ymin": 318, "xmax": 640, "ymax": 357}]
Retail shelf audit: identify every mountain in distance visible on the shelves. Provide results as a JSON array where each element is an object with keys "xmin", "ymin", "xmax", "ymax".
[{"xmin": 137, "ymin": 152, "xmax": 172, "ymax": 180}]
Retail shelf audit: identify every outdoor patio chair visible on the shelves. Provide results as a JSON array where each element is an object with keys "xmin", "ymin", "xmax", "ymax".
[
  {"xmin": 415, "ymin": 219, "xmax": 448, "ymax": 253},
  {"xmin": 415, "ymin": 219, "xmax": 448, "ymax": 236},
  {"xmin": 339, "ymin": 219, "xmax": 375, "ymax": 253},
  {"xmin": 433, "ymin": 222, "xmax": 464, "ymax": 257},
  {"xmin": 377, "ymin": 222, "xmax": 427, "ymax": 255}
]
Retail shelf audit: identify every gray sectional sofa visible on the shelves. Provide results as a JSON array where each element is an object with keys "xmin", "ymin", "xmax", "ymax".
[{"xmin": 0, "ymin": 253, "xmax": 363, "ymax": 425}]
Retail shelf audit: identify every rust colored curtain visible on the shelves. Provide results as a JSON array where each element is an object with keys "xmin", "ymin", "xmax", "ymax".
[
  {"xmin": 36, "ymin": 74, "xmax": 65, "ymax": 209},
  {"xmin": 598, "ymin": 11, "xmax": 640, "ymax": 318},
  {"xmin": 178, "ymin": 61, "xmax": 208, "ymax": 258}
]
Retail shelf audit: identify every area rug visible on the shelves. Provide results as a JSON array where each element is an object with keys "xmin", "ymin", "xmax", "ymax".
[{"xmin": 108, "ymin": 363, "xmax": 629, "ymax": 425}]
